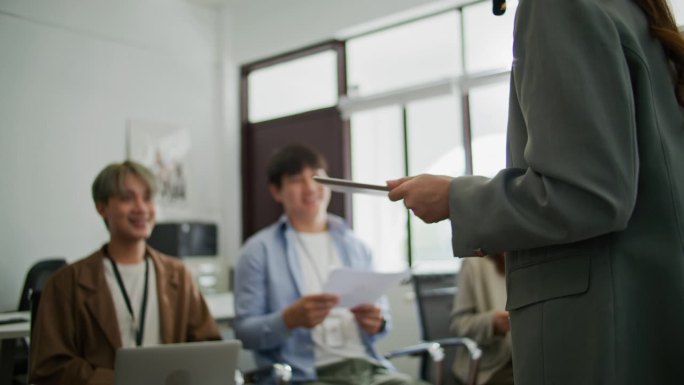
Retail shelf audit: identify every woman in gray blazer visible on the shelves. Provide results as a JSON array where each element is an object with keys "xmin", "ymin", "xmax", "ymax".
[{"xmin": 388, "ymin": 0, "xmax": 684, "ymax": 384}]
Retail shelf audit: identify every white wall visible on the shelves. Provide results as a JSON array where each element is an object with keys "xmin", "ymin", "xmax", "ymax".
[{"xmin": 0, "ymin": 0, "xmax": 221, "ymax": 311}]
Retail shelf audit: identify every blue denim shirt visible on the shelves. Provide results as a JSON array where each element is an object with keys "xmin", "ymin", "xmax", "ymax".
[{"xmin": 233, "ymin": 214, "xmax": 392, "ymax": 383}]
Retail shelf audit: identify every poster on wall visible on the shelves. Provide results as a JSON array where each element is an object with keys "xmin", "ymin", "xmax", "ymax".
[{"xmin": 127, "ymin": 119, "xmax": 190, "ymax": 217}]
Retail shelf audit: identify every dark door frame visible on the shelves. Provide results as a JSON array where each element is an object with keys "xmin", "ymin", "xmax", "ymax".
[{"xmin": 240, "ymin": 40, "xmax": 350, "ymax": 241}]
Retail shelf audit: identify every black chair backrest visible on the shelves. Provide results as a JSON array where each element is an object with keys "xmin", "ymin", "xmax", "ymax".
[
  {"xmin": 413, "ymin": 272, "xmax": 461, "ymax": 385},
  {"xmin": 18, "ymin": 259, "xmax": 67, "ymax": 311},
  {"xmin": 413, "ymin": 272, "xmax": 458, "ymax": 340},
  {"xmin": 30, "ymin": 290, "xmax": 42, "ymax": 335}
]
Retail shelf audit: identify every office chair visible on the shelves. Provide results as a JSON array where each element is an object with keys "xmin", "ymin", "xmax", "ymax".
[
  {"xmin": 384, "ymin": 272, "xmax": 481, "ymax": 385},
  {"xmin": 12, "ymin": 258, "xmax": 67, "ymax": 384},
  {"xmin": 17, "ymin": 259, "xmax": 67, "ymax": 312},
  {"xmin": 29, "ymin": 291, "xmax": 42, "ymax": 336}
]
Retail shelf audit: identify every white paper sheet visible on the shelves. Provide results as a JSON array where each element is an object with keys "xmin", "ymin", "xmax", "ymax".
[{"xmin": 322, "ymin": 268, "xmax": 410, "ymax": 308}]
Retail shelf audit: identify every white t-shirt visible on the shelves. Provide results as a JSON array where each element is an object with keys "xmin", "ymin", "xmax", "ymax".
[
  {"xmin": 294, "ymin": 231, "xmax": 370, "ymax": 367},
  {"xmin": 103, "ymin": 258, "xmax": 161, "ymax": 348}
]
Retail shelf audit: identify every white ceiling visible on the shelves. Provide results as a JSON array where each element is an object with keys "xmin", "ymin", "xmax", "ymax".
[
  {"xmin": 185, "ymin": 0, "xmax": 227, "ymax": 7},
  {"xmin": 186, "ymin": 0, "xmax": 258, "ymax": 7}
]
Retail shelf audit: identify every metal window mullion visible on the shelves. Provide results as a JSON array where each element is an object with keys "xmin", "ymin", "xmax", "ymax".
[
  {"xmin": 402, "ymin": 105, "xmax": 414, "ymax": 267},
  {"xmin": 338, "ymin": 69, "xmax": 510, "ymax": 118},
  {"xmin": 458, "ymin": 5, "xmax": 473, "ymax": 176},
  {"xmin": 462, "ymin": 92, "xmax": 473, "ymax": 175}
]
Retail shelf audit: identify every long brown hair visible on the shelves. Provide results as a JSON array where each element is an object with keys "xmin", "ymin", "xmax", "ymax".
[
  {"xmin": 486, "ymin": 253, "xmax": 506, "ymax": 276},
  {"xmin": 632, "ymin": 0, "xmax": 684, "ymax": 107}
]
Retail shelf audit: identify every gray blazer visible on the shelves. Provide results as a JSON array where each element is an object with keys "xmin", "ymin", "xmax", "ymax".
[{"xmin": 448, "ymin": 0, "xmax": 684, "ymax": 384}]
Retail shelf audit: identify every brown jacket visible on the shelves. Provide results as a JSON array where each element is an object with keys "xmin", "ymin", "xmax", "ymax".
[{"xmin": 30, "ymin": 245, "xmax": 221, "ymax": 385}]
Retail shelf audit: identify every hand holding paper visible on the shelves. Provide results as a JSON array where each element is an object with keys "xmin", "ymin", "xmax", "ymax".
[
  {"xmin": 282, "ymin": 293, "xmax": 339, "ymax": 329},
  {"xmin": 322, "ymin": 268, "xmax": 410, "ymax": 308},
  {"xmin": 350, "ymin": 304, "xmax": 384, "ymax": 335}
]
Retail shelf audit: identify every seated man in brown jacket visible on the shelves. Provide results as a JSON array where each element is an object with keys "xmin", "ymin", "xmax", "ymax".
[{"xmin": 30, "ymin": 160, "xmax": 221, "ymax": 385}]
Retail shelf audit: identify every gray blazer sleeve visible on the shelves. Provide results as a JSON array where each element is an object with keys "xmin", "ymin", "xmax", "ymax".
[{"xmin": 449, "ymin": 0, "xmax": 639, "ymax": 256}]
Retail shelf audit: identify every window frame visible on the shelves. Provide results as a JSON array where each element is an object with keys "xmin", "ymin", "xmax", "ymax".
[
  {"xmin": 240, "ymin": 40, "xmax": 351, "ymax": 241},
  {"xmin": 240, "ymin": 1, "xmax": 513, "ymax": 268}
]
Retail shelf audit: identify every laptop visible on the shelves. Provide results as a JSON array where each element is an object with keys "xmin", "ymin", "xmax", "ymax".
[{"xmin": 114, "ymin": 340, "xmax": 241, "ymax": 385}]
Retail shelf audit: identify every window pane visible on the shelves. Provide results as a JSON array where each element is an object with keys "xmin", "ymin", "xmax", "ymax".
[
  {"xmin": 463, "ymin": 0, "xmax": 517, "ymax": 73},
  {"xmin": 248, "ymin": 50, "xmax": 338, "ymax": 122},
  {"xmin": 470, "ymin": 82, "xmax": 510, "ymax": 177},
  {"xmin": 406, "ymin": 94, "xmax": 465, "ymax": 267},
  {"xmin": 406, "ymin": 94, "xmax": 465, "ymax": 176},
  {"xmin": 674, "ymin": 0, "xmax": 684, "ymax": 27},
  {"xmin": 350, "ymin": 106, "xmax": 408, "ymax": 272},
  {"xmin": 347, "ymin": 11, "xmax": 461, "ymax": 97}
]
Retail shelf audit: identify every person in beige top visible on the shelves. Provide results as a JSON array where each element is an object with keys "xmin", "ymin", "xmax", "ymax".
[
  {"xmin": 450, "ymin": 254, "xmax": 512, "ymax": 385},
  {"xmin": 30, "ymin": 161, "xmax": 220, "ymax": 385}
]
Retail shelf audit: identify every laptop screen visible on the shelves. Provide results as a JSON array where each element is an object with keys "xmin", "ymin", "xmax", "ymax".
[{"xmin": 114, "ymin": 340, "xmax": 241, "ymax": 385}]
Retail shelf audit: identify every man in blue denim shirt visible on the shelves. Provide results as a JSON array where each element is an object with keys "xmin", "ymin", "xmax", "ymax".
[{"xmin": 234, "ymin": 144, "xmax": 415, "ymax": 384}]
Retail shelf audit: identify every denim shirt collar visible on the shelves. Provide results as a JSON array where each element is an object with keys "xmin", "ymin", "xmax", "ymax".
[{"xmin": 275, "ymin": 214, "xmax": 352, "ymax": 296}]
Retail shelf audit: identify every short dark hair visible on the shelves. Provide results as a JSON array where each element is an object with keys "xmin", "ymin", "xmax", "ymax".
[
  {"xmin": 91, "ymin": 160, "xmax": 157, "ymax": 204},
  {"xmin": 267, "ymin": 144, "xmax": 328, "ymax": 188}
]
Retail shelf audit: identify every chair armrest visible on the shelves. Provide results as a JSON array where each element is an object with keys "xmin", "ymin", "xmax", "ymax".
[
  {"xmin": 384, "ymin": 337, "xmax": 482, "ymax": 385},
  {"xmin": 241, "ymin": 363, "xmax": 292, "ymax": 385},
  {"xmin": 433, "ymin": 337, "xmax": 482, "ymax": 385},
  {"xmin": 384, "ymin": 342, "xmax": 443, "ymax": 361},
  {"xmin": 431, "ymin": 337, "xmax": 481, "ymax": 361}
]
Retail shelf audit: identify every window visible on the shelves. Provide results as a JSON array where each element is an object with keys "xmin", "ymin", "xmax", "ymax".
[
  {"xmin": 346, "ymin": 11, "xmax": 461, "ymax": 97},
  {"xmin": 240, "ymin": 42, "xmax": 349, "ymax": 240},
  {"xmin": 247, "ymin": 50, "xmax": 339, "ymax": 123},
  {"xmin": 346, "ymin": 1, "xmax": 517, "ymax": 271},
  {"xmin": 241, "ymin": 0, "xmax": 518, "ymax": 272},
  {"xmin": 406, "ymin": 95, "xmax": 466, "ymax": 177},
  {"xmin": 469, "ymin": 82, "xmax": 509, "ymax": 176},
  {"xmin": 673, "ymin": 1, "xmax": 684, "ymax": 27},
  {"xmin": 406, "ymin": 95, "xmax": 465, "ymax": 270},
  {"xmin": 463, "ymin": 0, "xmax": 516, "ymax": 73},
  {"xmin": 350, "ymin": 106, "xmax": 407, "ymax": 272}
]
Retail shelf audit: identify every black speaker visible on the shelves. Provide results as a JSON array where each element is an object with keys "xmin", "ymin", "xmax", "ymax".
[{"xmin": 147, "ymin": 222, "xmax": 217, "ymax": 258}]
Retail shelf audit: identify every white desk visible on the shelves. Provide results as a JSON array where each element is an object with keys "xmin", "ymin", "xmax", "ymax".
[
  {"xmin": 0, "ymin": 312, "xmax": 30, "ymax": 385},
  {"xmin": 204, "ymin": 292, "xmax": 234, "ymax": 323},
  {"xmin": 0, "ymin": 295, "xmax": 234, "ymax": 334},
  {"xmin": 0, "ymin": 312, "xmax": 29, "ymax": 340}
]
